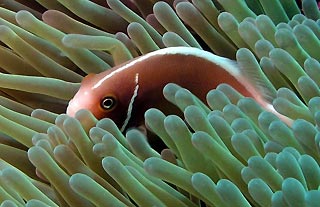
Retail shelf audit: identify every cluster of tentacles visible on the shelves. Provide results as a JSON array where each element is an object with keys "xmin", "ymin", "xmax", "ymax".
[{"xmin": 0, "ymin": 0, "xmax": 318, "ymax": 206}]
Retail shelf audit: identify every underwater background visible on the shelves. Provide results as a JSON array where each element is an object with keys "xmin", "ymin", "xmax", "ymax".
[{"xmin": 0, "ymin": 0, "xmax": 319, "ymax": 206}]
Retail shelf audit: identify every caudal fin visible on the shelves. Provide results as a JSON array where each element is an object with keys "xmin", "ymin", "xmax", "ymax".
[
  {"xmin": 236, "ymin": 48, "xmax": 294, "ymax": 125},
  {"xmin": 236, "ymin": 48, "xmax": 277, "ymax": 103}
]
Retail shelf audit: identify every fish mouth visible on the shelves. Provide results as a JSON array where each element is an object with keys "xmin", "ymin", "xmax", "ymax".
[{"xmin": 66, "ymin": 99, "xmax": 77, "ymax": 117}]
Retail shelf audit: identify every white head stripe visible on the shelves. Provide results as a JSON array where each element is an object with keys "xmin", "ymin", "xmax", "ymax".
[
  {"xmin": 120, "ymin": 73, "xmax": 139, "ymax": 132},
  {"xmin": 92, "ymin": 47, "xmax": 240, "ymax": 89}
]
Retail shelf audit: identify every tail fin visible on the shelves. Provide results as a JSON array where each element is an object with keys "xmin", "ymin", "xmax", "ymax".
[
  {"xmin": 236, "ymin": 48, "xmax": 277, "ymax": 103},
  {"xmin": 236, "ymin": 48, "xmax": 293, "ymax": 125}
]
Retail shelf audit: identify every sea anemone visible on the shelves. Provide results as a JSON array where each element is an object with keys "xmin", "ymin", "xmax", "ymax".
[{"xmin": 0, "ymin": 0, "xmax": 319, "ymax": 206}]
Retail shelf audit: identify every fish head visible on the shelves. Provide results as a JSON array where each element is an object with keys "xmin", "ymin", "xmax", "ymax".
[{"xmin": 67, "ymin": 72, "xmax": 140, "ymax": 131}]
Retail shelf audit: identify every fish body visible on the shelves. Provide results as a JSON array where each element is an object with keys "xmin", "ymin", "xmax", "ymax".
[{"xmin": 67, "ymin": 47, "xmax": 269, "ymax": 130}]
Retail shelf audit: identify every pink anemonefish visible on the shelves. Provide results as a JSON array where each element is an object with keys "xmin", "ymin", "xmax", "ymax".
[{"xmin": 67, "ymin": 47, "xmax": 286, "ymax": 131}]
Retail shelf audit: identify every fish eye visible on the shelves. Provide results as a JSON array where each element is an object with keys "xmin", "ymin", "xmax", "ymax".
[{"xmin": 101, "ymin": 96, "xmax": 116, "ymax": 110}]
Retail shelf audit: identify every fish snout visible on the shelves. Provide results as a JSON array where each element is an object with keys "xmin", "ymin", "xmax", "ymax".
[{"xmin": 66, "ymin": 98, "xmax": 78, "ymax": 117}]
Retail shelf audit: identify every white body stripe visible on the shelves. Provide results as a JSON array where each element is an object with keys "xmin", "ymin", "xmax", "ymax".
[
  {"xmin": 120, "ymin": 73, "xmax": 140, "ymax": 132},
  {"xmin": 93, "ymin": 47, "xmax": 240, "ymax": 89}
]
